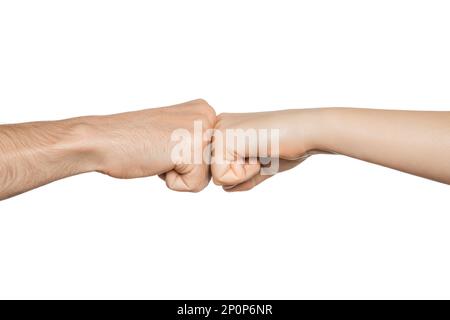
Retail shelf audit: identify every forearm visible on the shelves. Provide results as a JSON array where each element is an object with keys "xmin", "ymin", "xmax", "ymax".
[
  {"xmin": 307, "ymin": 108, "xmax": 450, "ymax": 184},
  {"xmin": 0, "ymin": 118, "xmax": 98, "ymax": 200}
]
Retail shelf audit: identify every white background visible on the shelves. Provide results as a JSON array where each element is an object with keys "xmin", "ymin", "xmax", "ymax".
[{"xmin": 0, "ymin": 0, "xmax": 449, "ymax": 299}]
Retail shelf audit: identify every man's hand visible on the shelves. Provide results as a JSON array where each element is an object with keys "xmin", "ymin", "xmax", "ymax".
[
  {"xmin": 88, "ymin": 99, "xmax": 216, "ymax": 192},
  {"xmin": 0, "ymin": 99, "xmax": 215, "ymax": 200}
]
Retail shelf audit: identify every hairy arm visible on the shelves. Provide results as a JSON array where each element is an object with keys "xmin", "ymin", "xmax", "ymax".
[
  {"xmin": 0, "ymin": 118, "xmax": 97, "ymax": 200},
  {"xmin": 0, "ymin": 99, "xmax": 215, "ymax": 200}
]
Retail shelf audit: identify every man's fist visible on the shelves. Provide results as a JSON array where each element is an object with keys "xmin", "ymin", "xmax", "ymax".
[{"xmin": 90, "ymin": 99, "xmax": 216, "ymax": 192}]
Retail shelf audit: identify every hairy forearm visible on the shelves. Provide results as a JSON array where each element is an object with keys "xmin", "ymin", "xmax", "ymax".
[
  {"xmin": 0, "ymin": 118, "xmax": 97, "ymax": 200},
  {"xmin": 307, "ymin": 108, "xmax": 450, "ymax": 184},
  {"xmin": 0, "ymin": 99, "xmax": 215, "ymax": 200}
]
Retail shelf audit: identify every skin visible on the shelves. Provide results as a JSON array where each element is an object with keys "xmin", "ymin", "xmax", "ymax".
[
  {"xmin": 0, "ymin": 99, "xmax": 215, "ymax": 200},
  {"xmin": 0, "ymin": 102, "xmax": 449, "ymax": 200},
  {"xmin": 212, "ymin": 108, "xmax": 450, "ymax": 191}
]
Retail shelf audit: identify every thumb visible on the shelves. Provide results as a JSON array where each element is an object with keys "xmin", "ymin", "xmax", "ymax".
[
  {"xmin": 162, "ymin": 163, "xmax": 210, "ymax": 193},
  {"xmin": 212, "ymin": 157, "xmax": 261, "ymax": 186}
]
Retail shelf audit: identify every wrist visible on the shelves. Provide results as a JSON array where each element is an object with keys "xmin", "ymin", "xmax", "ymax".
[
  {"xmin": 294, "ymin": 108, "xmax": 339, "ymax": 154},
  {"xmin": 61, "ymin": 116, "xmax": 105, "ymax": 174},
  {"xmin": 284, "ymin": 108, "xmax": 329, "ymax": 155}
]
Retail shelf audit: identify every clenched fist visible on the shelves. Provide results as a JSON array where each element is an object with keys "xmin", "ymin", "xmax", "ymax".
[
  {"xmin": 211, "ymin": 110, "xmax": 321, "ymax": 191},
  {"xmin": 92, "ymin": 99, "xmax": 216, "ymax": 192},
  {"xmin": 210, "ymin": 107, "xmax": 450, "ymax": 190},
  {"xmin": 0, "ymin": 99, "xmax": 216, "ymax": 200}
]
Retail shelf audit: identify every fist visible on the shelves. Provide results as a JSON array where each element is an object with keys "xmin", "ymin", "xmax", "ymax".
[
  {"xmin": 211, "ymin": 110, "xmax": 317, "ymax": 191},
  {"xmin": 91, "ymin": 99, "xmax": 216, "ymax": 192}
]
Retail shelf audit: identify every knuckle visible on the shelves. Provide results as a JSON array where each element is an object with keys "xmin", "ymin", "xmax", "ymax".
[
  {"xmin": 212, "ymin": 174, "xmax": 225, "ymax": 186},
  {"xmin": 213, "ymin": 172, "xmax": 238, "ymax": 186},
  {"xmin": 213, "ymin": 178, "xmax": 222, "ymax": 186},
  {"xmin": 216, "ymin": 113, "xmax": 228, "ymax": 122},
  {"xmin": 191, "ymin": 99, "xmax": 216, "ymax": 126}
]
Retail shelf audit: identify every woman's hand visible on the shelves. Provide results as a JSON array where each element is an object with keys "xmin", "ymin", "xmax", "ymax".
[{"xmin": 211, "ymin": 109, "xmax": 323, "ymax": 190}]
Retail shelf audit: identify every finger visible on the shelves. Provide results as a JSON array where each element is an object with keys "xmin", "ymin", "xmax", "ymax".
[
  {"xmin": 165, "ymin": 164, "xmax": 210, "ymax": 192},
  {"xmin": 212, "ymin": 158, "xmax": 261, "ymax": 186},
  {"xmin": 222, "ymin": 158, "xmax": 307, "ymax": 192},
  {"xmin": 223, "ymin": 173, "xmax": 273, "ymax": 192}
]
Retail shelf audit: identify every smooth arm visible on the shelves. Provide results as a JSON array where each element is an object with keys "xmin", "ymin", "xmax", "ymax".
[{"xmin": 307, "ymin": 108, "xmax": 450, "ymax": 184}]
